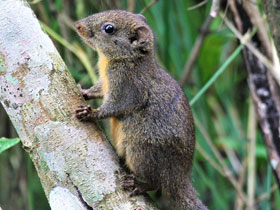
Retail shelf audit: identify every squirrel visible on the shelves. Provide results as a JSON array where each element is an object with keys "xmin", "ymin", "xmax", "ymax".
[{"xmin": 74, "ymin": 10, "xmax": 207, "ymax": 210}]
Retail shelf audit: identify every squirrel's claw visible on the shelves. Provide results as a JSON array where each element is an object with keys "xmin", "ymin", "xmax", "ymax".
[
  {"xmin": 123, "ymin": 173, "xmax": 136, "ymax": 180},
  {"xmin": 129, "ymin": 188, "xmax": 141, "ymax": 197},
  {"xmin": 77, "ymin": 84, "xmax": 90, "ymax": 100}
]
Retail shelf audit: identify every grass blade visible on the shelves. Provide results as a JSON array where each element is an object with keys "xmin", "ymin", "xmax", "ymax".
[
  {"xmin": 190, "ymin": 44, "xmax": 243, "ymax": 106},
  {"xmin": 0, "ymin": 137, "xmax": 20, "ymax": 154}
]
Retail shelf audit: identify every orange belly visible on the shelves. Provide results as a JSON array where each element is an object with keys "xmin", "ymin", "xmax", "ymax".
[
  {"xmin": 125, "ymin": 152, "xmax": 136, "ymax": 173},
  {"xmin": 97, "ymin": 48, "xmax": 109, "ymax": 95},
  {"xmin": 110, "ymin": 117, "xmax": 125, "ymax": 157},
  {"xmin": 97, "ymin": 48, "xmax": 134, "ymax": 172}
]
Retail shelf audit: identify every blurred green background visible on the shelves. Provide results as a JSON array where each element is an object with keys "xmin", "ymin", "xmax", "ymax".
[{"xmin": 0, "ymin": 0, "xmax": 279, "ymax": 209}]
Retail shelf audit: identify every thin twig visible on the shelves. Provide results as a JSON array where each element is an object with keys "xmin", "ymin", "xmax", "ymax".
[
  {"xmin": 242, "ymin": 0, "xmax": 271, "ymax": 58},
  {"xmin": 218, "ymin": 0, "xmax": 229, "ymax": 30},
  {"xmin": 180, "ymin": 15, "xmax": 213, "ymax": 86},
  {"xmin": 188, "ymin": 0, "xmax": 208, "ymax": 11},
  {"xmin": 128, "ymin": 0, "xmax": 135, "ymax": 12},
  {"xmin": 208, "ymin": 97, "xmax": 242, "ymax": 174},
  {"xmin": 223, "ymin": 15, "xmax": 275, "ymax": 75},
  {"xmin": 196, "ymin": 143, "xmax": 225, "ymax": 176},
  {"xmin": 140, "ymin": 0, "xmax": 159, "ymax": 14},
  {"xmin": 194, "ymin": 115, "xmax": 249, "ymax": 205},
  {"xmin": 235, "ymin": 159, "xmax": 247, "ymax": 210},
  {"xmin": 228, "ymin": 105, "xmax": 245, "ymax": 141},
  {"xmin": 210, "ymin": 0, "xmax": 220, "ymax": 17},
  {"xmin": 224, "ymin": 13, "xmax": 280, "ymax": 90},
  {"xmin": 256, "ymin": 184, "xmax": 277, "ymax": 203},
  {"xmin": 228, "ymin": 0, "xmax": 242, "ymax": 32},
  {"xmin": 247, "ymin": 98, "xmax": 257, "ymax": 209},
  {"xmin": 58, "ymin": 12, "xmax": 75, "ymax": 30}
]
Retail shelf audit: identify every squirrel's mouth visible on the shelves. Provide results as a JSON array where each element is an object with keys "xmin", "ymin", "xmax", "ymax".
[{"xmin": 85, "ymin": 40, "xmax": 97, "ymax": 50}]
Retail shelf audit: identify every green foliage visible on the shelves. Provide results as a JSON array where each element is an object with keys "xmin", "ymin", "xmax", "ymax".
[{"xmin": 0, "ymin": 137, "xmax": 20, "ymax": 154}]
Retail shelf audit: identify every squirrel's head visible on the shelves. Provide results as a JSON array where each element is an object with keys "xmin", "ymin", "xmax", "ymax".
[{"xmin": 74, "ymin": 10, "xmax": 154, "ymax": 60}]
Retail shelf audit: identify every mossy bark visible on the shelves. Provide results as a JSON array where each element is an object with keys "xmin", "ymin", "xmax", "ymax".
[{"xmin": 0, "ymin": 0, "xmax": 157, "ymax": 209}]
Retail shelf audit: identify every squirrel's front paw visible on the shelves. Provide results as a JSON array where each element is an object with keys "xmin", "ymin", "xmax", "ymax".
[
  {"xmin": 77, "ymin": 84, "xmax": 90, "ymax": 100},
  {"xmin": 75, "ymin": 105, "xmax": 98, "ymax": 121}
]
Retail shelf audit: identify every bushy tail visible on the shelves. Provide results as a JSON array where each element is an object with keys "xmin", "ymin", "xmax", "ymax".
[{"xmin": 161, "ymin": 182, "xmax": 208, "ymax": 210}]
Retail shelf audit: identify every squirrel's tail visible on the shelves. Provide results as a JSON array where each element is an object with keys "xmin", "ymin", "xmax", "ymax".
[{"xmin": 161, "ymin": 181, "xmax": 208, "ymax": 210}]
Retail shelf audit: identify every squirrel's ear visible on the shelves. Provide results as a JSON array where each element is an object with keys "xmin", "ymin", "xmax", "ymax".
[
  {"xmin": 131, "ymin": 26, "xmax": 150, "ymax": 48},
  {"xmin": 137, "ymin": 14, "xmax": 147, "ymax": 23}
]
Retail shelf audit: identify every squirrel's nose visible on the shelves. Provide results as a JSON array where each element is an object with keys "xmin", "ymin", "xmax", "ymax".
[
  {"xmin": 74, "ymin": 21, "xmax": 94, "ymax": 38},
  {"xmin": 74, "ymin": 21, "xmax": 85, "ymax": 33}
]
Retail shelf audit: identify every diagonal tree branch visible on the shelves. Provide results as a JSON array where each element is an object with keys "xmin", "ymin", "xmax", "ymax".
[
  {"xmin": 229, "ymin": 1, "xmax": 280, "ymax": 189},
  {"xmin": 0, "ymin": 0, "xmax": 157, "ymax": 209}
]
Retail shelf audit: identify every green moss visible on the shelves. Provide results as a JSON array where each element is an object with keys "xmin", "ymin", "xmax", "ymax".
[
  {"xmin": 48, "ymin": 52, "xmax": 65, "ymax": 74},
  {"xmin": 0, "ymin": 52, "xmax": 6, "ymax": 73},
  {"xmin": 6, "ymin": 74, "xmax": 19, "ymax": 85},
  {"xmin": 39, "ymin": 159, "xmax": 49, "ymax": 173},
  {"xmin": 34, "ymin": 136, "xmax": 40, "ymax": 144},
  {"xmin": 21, "ymin": 102, "xmax": 33, "ymax": 115},
  {"xmin": 92, "ymin": 191, "xmax": 103, "ymax": 202}
]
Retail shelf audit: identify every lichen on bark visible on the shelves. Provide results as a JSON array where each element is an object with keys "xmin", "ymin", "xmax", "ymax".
[{"xmin": 0, "ymin": 0, "xmax": 157, "ymax": 209}]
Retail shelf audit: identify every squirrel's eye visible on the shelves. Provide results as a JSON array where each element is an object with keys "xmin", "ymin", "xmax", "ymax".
[{"xmin": 104, "ymin": 24, "xmax": 115, "ymax": 34}]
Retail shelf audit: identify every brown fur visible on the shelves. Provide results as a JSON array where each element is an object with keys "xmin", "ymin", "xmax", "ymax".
[{"xmin": 75, "ymin": 10, "xmax": 207, "ymax": 210}]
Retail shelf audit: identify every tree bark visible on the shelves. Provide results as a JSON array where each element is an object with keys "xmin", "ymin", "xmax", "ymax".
[
  {"xmin": 229, "ymin": 0, "xmax": 280, "ymax": 188},
  {"xmin": 0, "ymin": 1, "xmax": 157, "ymax": 209}
]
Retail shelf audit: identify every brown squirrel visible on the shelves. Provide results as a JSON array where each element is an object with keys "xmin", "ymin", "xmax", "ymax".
[{"xmin": 74, "ymin": 10, "xmax": 207, "ymax": 210}]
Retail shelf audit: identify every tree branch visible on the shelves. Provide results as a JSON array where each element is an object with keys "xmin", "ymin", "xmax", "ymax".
[
  {"xmin": 180, "ymin": 15, "xmax": 213, "ymax": 86},
  {"xmin": 229, "ymin": 1, "xmax": 280, "ymax": 189},
  {"xmin": 0, "ymin": 1, "xmax": 157, "ymax": 209},
  {"xmin": 210, "ymin": 0, "xmax": 220, "ymax": 17}
]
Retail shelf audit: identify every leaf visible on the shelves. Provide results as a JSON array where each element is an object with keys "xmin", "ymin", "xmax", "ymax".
[{"xmin": 0, "ymin": 137, "xmax": 20, "ymax": 154}]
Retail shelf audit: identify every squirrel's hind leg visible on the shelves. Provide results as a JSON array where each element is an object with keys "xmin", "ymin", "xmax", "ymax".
[{"xmin": 122, "ymin": 173, "xmax": 158, "ymax": 197}]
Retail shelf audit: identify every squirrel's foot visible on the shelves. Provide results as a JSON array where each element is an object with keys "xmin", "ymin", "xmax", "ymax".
[
  {"xmin": 122, "ymin": 174, "xmax": 156, "ymax": 197},
  {"xmin": 122, "ymin": 174, "xmax": 136, "ymax": 191},
  {"xmin": 75, "ymin": 105, "xmax": 98, "ymax": 121}
]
